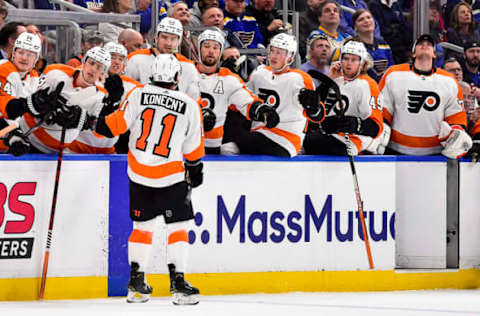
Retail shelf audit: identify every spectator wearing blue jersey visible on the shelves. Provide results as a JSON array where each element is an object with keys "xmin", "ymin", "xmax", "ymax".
[
  {"xmin": 135, "ymin": 0, "xmax": 169, "ymax": 34},
  {"xmin": 301, "ymin": 33, "xmax": 331, "ymax": 86},
  {"xmin": 223, "ymin": 0, "xmax": 264, "ymax": 48},
  {"xmin": 314, "ymin": 0, "xmax": 350, "ymax": 51},
  {"xmin": 352, "ymin": 9, "xmax": 393, "ymax": 82},
  {"xmin": 337, "ymin": 0, "xmax": 383, "ymax": 41}
]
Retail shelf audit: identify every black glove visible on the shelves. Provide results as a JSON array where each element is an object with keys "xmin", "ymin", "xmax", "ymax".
[
  {"xmin": 321, "ymin": 115, "xmax": 362, "ymax": 134},
  {"xmin": 202, "ymin": 107, "xmax": 216, "ymax": 132},
  {"xmin": 298, "ymin": 88, "xmax": 325, "ymax": 120},
  {"xmin": 54, "ymin": 105, "xmax": 89, "ymax": 130},
  {"xmin": 25, "ymin": 82, "xmax": 65, "ymax": 117},
  {"xmin": 467, "ymin": 140, "xmax": 480, "ymax": 162},
  {"xmin": 249, "ymin": 102, "xmax": 280, "ymax": 128},
  {"xmin": 185, "ymin": 160, "xmax": 203, "ymax": 188},
  {"xmin": 5, "ymin": 129, "xmax": 30, "ymax": 157},
  {"xmin": 104, "ymin": 74, "xmax": 124, "ymax": 106}
]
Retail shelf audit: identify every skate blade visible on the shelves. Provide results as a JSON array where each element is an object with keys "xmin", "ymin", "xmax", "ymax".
[
  {"xmin": 126, "ymin": 290, "xmax": 150, "ymax": 303},
  {"xmin": 172, "ymin": 293, "xmax": 199, "ymax": 305}
]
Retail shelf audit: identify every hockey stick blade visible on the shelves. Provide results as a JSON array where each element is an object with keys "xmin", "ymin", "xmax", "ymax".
[{"xmin": 307, "ymin": 69, "xmax": 342, "ymax": 103}]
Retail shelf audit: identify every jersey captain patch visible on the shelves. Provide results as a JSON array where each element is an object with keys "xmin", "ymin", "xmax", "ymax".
[{"xmin": 407, "ymin": 90, "xmax": 440, "ymax": 113}]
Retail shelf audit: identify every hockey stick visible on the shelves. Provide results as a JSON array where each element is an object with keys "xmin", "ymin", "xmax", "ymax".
[
  {"xmin": 39, "ymin": 127, "xmax": 67, "ymax": 300},
  {"xmin": 0, "ymin": 122, "xmax": 18, "ymax": 138}
]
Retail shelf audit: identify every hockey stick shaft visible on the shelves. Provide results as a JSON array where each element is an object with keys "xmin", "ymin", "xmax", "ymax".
[
  {"xmin": 0, "ymin": 111, "xmax": 53, "ymax": 139},
  {"xmin": 348, "ymin": 154, "xmax": 374, "ymax": 269},
  {"xmin": 0, "ymin": 122, "xmax": 18, "ymax": 138},
  {"xmin": 39, "ymin": 127, "xmax": 67, "ymax": 300}
]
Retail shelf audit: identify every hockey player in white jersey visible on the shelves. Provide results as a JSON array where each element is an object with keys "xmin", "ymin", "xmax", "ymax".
[
  {"xmin": 196, "ymin": 28, "xmax": 265, "ymax": 154},
  {"xmin": 379, "ymin": 34, "xmax": 471, "ymax": 158},
  {"xmin": 126, "ymin": 17, "xmax": 201, "ymax": 100},
  {"xmin": 224, "ymin": 33, "xmax": 324, "ymax": 157},
  {"xmin": 54, "ymin": 54, "xmax": 204, "ymax": 305},
  {"xmin": 303, "ymin": 40, "xmax": 383, "ymax": 155},
  {"xmin": 68, "ymin": 42, "xmax": 140, "ymax": 153}
]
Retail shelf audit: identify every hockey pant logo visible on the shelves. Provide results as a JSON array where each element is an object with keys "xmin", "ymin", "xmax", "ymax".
[
  {"xmin": 258, "ymin": 88, "xmax": 280, "ymax": 109},
  {"xmin": 407, "ymin": 90, "xmax": 440, "ymax": 113}
]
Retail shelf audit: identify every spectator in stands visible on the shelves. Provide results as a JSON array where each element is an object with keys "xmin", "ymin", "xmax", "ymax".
[
  {"xmin": 66, "ymin": 30, "xmax": 104, "ymax": 68},
  {"xmin": 337, "ymin": 0, "xmax": 383, "ymax": 40},
  {"xmin": 446, "ymin": 1, "xmax": 480, "ymax": 57},
  {"xmin": 299, "ymin": 0, "xmax": 323, "ymax": 60},
  {"xmin": 444, "ymin": 0, "xmax": 480, "ymax": 29},
  {"xmin": 300, "ymin": 33, "xmax": 331, "ymax": 85},
  {"xmin": 118, "ymin": 28, "xmax": 144, "ymax": 55},
  {"xmin": 369, "ymin": 0, "xmax": 412, "ymax": 64},
  {"xmin": 74, "ymin": 0, "xmax": 103, "ymax": 11},
  {"xmin": 311, "ymin": 1, "xmax": 350, "ymax": 51},
  {"xmin": 25, "ymin": 24, "xmax": 48, "ymax": 73},
  {"xmin": 461, "ymin": 40, "xmax": 480, "ymax": 87},
  {"xmin": 190, "ymin": 0, "xmax": 219, "ymax": 30},
  {"xmin": 245, "ymin": 0, "xmax": 283, "ymax": 45},
  {"xmin": 0, "ymin": 22, "xmax": 26, "ymax": 60},
  {"xmin": 352, "ymin": 9, "xmax": 393, "ymax": 82},
  {"xmin": 429, "ymin": 0, "xmax": 445, "ymax": 43},
  {"xmin": 202, "ymin": 5, "xmax": 242, "ymax": 48},
  {"xmin": 135, "ymin": 0, "xmax": 168, "ymax": 35},
  {"xmin": 0, "ymin": 0, "xmax": 7, "ymax": 30},
  {"xmin": 98, "ymin": 0, "xmax": 133, "ymax": 43},
  {"xmin": 223, "ymin": 0, "xmax": 264, "ymax": 48},
  {"xmin": 170, "ymin": 1, "xmax": 198, "ymax": 61}
]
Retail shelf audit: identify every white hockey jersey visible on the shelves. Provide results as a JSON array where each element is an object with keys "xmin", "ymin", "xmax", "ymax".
[
  {"xmin": 247, "ymin": 66, "xmax": 315, "ymax": 157},
  {"xmin": 0, "ymin": 60, "xmax": 40, "ymax": 151},
  {"xmin": 17, "ymin": 64, "xmax": 106, "ymax": 153},
  {"xmin": 126, "ymin": 49, "xmax": 200, "ymax": 100},
  {"xmin": 103, "ymin": 83, "xmax": 205, "ymax": 188},
  {"xmin": 198, "ymin": 67, "xmax": 260, "ymax": 148},
  {"xmin": 379, "ymin": 64, "xmax": 466, "ymax": 155},
  {"xmin": 326, "ymin": 74, "xmax": 383, "ymax": 152},
  {"xmin": 68, "ymin": 75, "xmax": 140, "ymax": 154}
]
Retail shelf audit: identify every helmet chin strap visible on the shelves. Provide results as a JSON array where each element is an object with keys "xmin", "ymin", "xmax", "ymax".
[{"xmin": 272, "ymin": 52, "xmax": 294, "ymax": 74}]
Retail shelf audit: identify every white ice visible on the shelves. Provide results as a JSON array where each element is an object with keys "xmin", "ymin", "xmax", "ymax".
[{"xmin": 1, "ymin": 290, "xmax": 480, "ymax": 316}]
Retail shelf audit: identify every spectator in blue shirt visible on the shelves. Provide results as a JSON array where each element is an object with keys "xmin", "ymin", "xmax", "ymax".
[
  {"xmin": 301, "ymin": 33, "xmax": 331, "ymax": 86},
  {"xmin": 135, "ymin": 0, "xmax": 169, "ymax": 34},
  {"xmin": 313, "ymin": 0, "xmax": 350, "ymax": 50},
  {"xmin": 223, "ymin": 0, "xmax": 264, "ymax": 48},
  {"xmin": 337, "ymin": 0, "xmax": 383, "ymax": 41}
]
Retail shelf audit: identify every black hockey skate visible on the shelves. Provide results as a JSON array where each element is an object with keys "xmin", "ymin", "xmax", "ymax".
[
  {"xmin": 168, "ymin": 264, "xmax": 199, "ymax": 305},
  {"xmin": 126, "ymin": 262, "xmax": 153, "ymax": 303}
]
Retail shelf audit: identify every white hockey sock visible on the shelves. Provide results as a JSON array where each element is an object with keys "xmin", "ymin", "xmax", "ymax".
[
  {"xmin": 128, "ymin": 218, "xmax": 157, "ymax": 272},
  {"xmin": 166, "ymin": 221, "xmax": 191, "ymax": 273}
]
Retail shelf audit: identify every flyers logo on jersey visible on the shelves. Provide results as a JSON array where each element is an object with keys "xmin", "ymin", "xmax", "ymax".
[
  {"xmin": 325, "ymin": 92, "xmax": 349, "ymax": 115},
  {"xmin": 407, "ymin": 90, "xmax": 440, "ymax": 113},
  {"xmin": 200, "ymin": 92, "xmax": 215, "ymax": 109},
  {"xmin": 258, "ymin": 88, "xmax": 280, "ymax": 109}
]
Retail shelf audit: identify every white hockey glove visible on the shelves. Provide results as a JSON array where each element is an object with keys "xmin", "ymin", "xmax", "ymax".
[
  {"xmin": 365, "ymin": 124, "xmax": 391, "ymax": 155},
  {"xmin": 438, "ymin": 121, "xmax": 472, "ymax": 159}
]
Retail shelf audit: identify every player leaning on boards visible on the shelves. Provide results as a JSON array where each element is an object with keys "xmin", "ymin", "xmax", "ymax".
[
  {"xmin": 222, "ymin": 33, "xmax": 326, "ymax": 157},
  {"xmin": 195, "ymin": 28, "xmax": 266, "ymax": 154},
  {"xmin": 54, "ymin": 54, "xmax": 204, "ymax": 305},
  {"xmin": 67, "ymin": 42, "xmax": 140, "ymax": 154},
  {"xmin": 126, "ymin": 17, "xmax": 201, "ymax": 101},
  {"xmin": 0, "ymin": 32, "xmax": 54, "ymax": 156},
  {"xmin": 379, "ymin": 34, "xmax": 472, "ymax": 158},
  {"xmin": 303, "ymin": 39, "xmax": 384, "ymax": 155}
]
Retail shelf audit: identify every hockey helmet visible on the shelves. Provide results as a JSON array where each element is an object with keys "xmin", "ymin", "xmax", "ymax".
[
  {"xmin": 340, "ymin": 40, "xmax": 373, "ymax": 70},
  {"xmin": 268, "ymin": 33, "xmax": 297, "ymax": 65},
  {"xmin": 156, "ymin": 17, "xmax": 183, "ymax": 39},
  {"xmin": 151, "ymin": 54, "xmax": 181, "ymax": 84},
  {"xmin": 83, "ymin": 46, "xmax": 111, "ymax": 71},
  {"xmin": 14, "ymin": 32, "xmax": 42, "ymax": 56},
  {"xmin": 104, "ymin": 42, "xmax": 128, "ymax": 58},
  {"xmin": 198, "ymin": 28, "xmax": 225, "ymax": 65}
]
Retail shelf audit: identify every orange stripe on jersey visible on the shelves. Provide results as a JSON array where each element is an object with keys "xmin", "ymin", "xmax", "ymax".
[
  {"xmin": 24, "ymin": 114, "xmax": 72, "ymax": 150},
  {"xmin": 0, "ymin": 95, "xmax": 15, "ymax": 119},
  {"xmin": 263, "ymin": 127, "xmax": 302, "ymax": 152},
  {"xmin": 68, "ymin": 139, "xmax": 115, "ymax": 154},
  {"xmin": 44, "ymin": 63, "xmax": 76, "ymax": 77},
  {"xmin": 0, "ymin": 139, "xmax": 7, "ymax": 152},
  {"xmin": 129, "ymin": 229, "xmax": 153, "ymax": 244},
  {"xmin": 128, "ymin": 152, "xmax": 185, "ymax": 179},
  {"xmin": 168, "ymin": 230, "xmax": 188, "ymax": 245},
  {"xmin": 184, "ymin": 140, "xmax": 205, "ymax": 161},
  {"xmin": 175, "ymin": 53, "xmax": 194, "ymax": 64},
  {"xmin": 473, "ymin": 120, "xmax": 480, "ymax": 136},
  {"xmin": 383, "ymin": 108, "xmax": 393, "ymax": 125},
  {"xmin": 120, "ymin": 75, "xmax": 140, "ymax": 85},
  {"xmin": 445, "ymin": 111, "xmax": 467, "ymax": 126},
  {"xmin": 105, "ymin": 110, "xmax": 128, "ymax": 136},
  {"xmin": 390, "ymin": 129, "xmax": 440, "ymax": 148},
  {"xmin": 127, "ymin": 48, "xmax": 152, "ymax": 60},
  {"xmin": 204, "ymin": 125, "xmax": 224, "ymax": 139},
  {"xmin": 289, "ymin": 69, "xmax": 315, "ymax": 90},
  {"xmin": 379, "ymin": 63, "xmax": 411, "ymax": 91}
]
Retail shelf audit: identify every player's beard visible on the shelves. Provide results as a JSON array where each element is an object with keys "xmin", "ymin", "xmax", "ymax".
[
  {"xmin": 202, "ymin": 56, "xmax": 218, "ymax": 67},
  {"xmin": 467, "ymin": 58, "xmax": 480, "ymax": 69}
]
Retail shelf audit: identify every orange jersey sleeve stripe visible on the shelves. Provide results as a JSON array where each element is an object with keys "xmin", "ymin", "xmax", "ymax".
[
  {"xmin": 289, "ymin": 69, "xmax": 315, "ymax": 90},
  {"xmin": 184, "ymin": 141, "xmax": 205, "ymax": 161},
  {"xmin": 0, "ymin": 95, "xmax": 15, "ymax": 119},
  {"xmin": 128, "ymin": 152, "xmax": 185, "ymax": 179},
  {"xmin": 175, "ymin": 53, "xmax": 194, "ymax": 64},
  {"xmin": 445, "ymin": 111, "xmax": 467, "ymax": 126},
  {"xmin": 24, "ymin": 114, "xmax": 72, "ymax": 150},
  {"xmin": 127, "ymin": 48, "xmax": 151, "ymax": 60},
  {"xmin": 204, "ymin": 125, "xmax": 224, "ymax": 139},
  {"xmin": 473, "ymin": 120, "xmax": 480, "ymax": 136},
  {"xmin": 105, "ymin": 111, "xmax": 128, "ymax": 136},
  {"xmin": 168, "ymin": 230, "xmax": 189, "ymax": 245},
  {"xmin": 383, "ymin": 108, "xmax": 393, "ymax": 125},
  {"xmin": 378, "ymin": 64, "xmax": 411, "ymax": 91},
  {"xmin": 129, "ymin": 229, "xmax": 153, "ymax": 244},
  {"xmin": 120, "ymin": 75, "xmax": 140, "ymax": 85},
  {"xmin": 390, "ymin": 129, "xmax": 440, "ymax": 148},
  {"xmin": 266, "ymin": 127, "xmax": 302, "ymax": 152},
  {"xmin": 44, "ymin": 63, "xmax": 76, "ymax": 77},
  {"xmin": 68, "ymin": 140, "xmax": 115, "ymax": 154}
]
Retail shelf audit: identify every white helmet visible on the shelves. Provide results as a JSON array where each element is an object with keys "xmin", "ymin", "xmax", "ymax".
[
  {"xmin": 151, "ymin": 54, "xmax": 181, "ymax": 84},
  {"xmin": 156, "ymin": 17, "xmax": 183, "ymax": 38},
  {"xmin": 14, "ymin": 32, "xmax": 42, "ymax": 56},
  {"xmin": 198, "ymin": 28, "xmax": 225, "ymax": 65},
  {"xmin": 269, "ymin": 33, "xmax": 297, "ymax": 63},
  {"xmin": 83, "ymin": 46, "xmax": 111, "ymax": 71},
  {"xmin": 341, "ymin": 40, "xmax": 373, "ymax": 71},
  {"xmin": 104, "ymin": 42, "xmax": 128, "ymax": 58}
]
